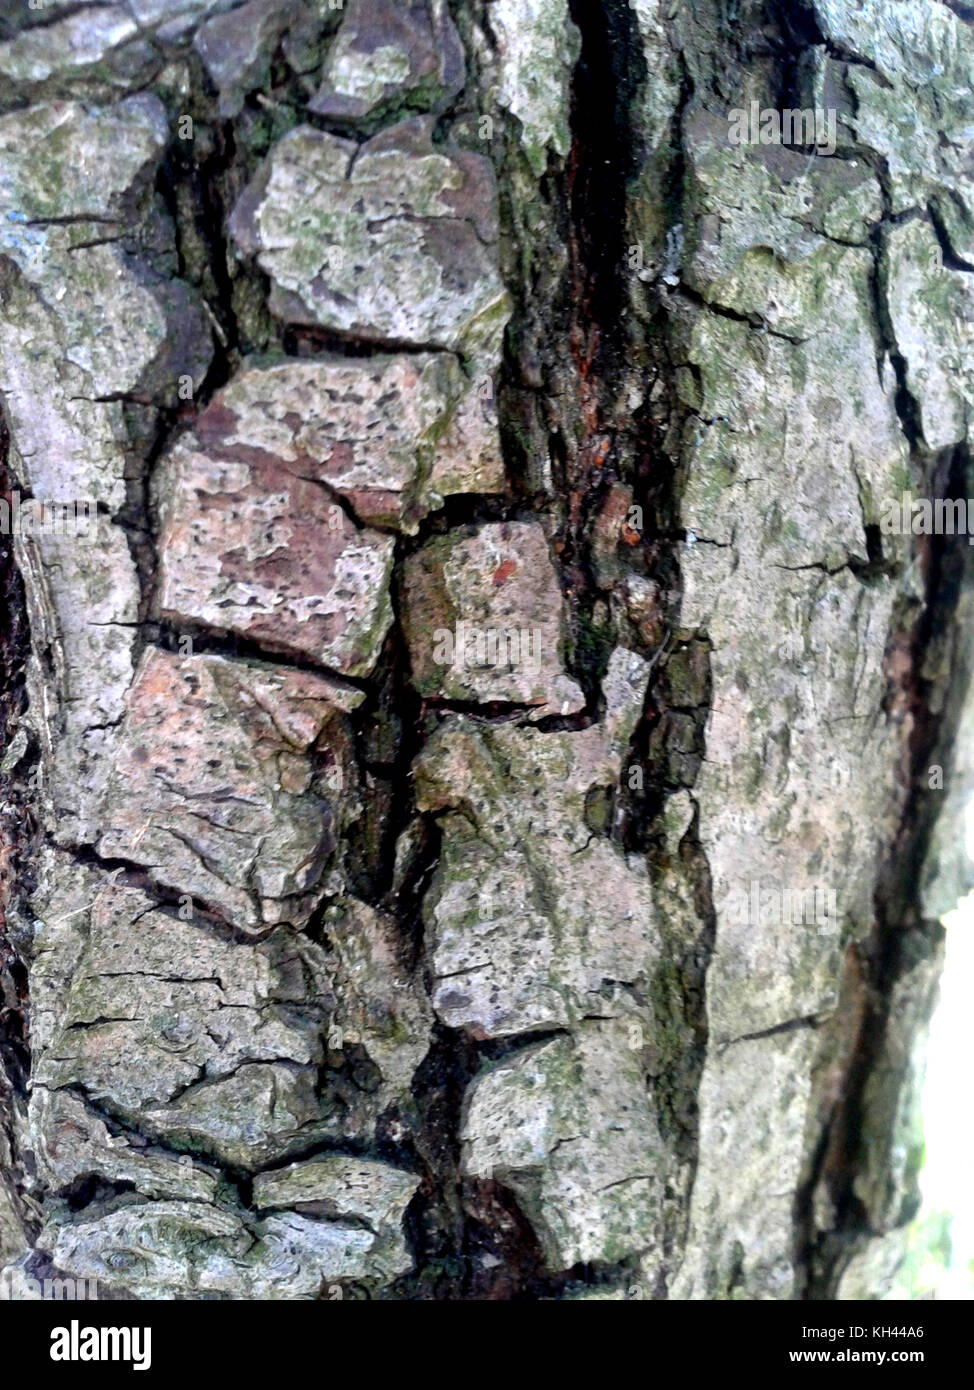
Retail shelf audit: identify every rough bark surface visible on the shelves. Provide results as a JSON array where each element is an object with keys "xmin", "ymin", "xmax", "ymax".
[{"xmin": 0, "ymin": 0, "xmax": 972, "ymax": 1300}]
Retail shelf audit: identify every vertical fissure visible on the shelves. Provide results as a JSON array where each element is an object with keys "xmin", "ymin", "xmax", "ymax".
[{"xmin": 801, "ymin": 439, "xmax": 974, "ymax": 1296}]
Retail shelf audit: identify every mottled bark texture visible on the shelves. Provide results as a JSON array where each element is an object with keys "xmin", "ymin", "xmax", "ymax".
[{"xmin": 0, "ymin": 0, "xmax": 972, "ymax": 1301}]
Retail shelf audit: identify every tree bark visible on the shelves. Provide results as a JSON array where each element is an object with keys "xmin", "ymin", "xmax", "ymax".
[{"xmin": 0, "ymin": 0, "xmax": 972, "ymax": 1300}]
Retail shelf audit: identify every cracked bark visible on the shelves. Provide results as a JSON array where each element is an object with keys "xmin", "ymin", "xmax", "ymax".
[{"xmin": 0, "ymin": 0, "xmax": 972, "ymax": 1301}]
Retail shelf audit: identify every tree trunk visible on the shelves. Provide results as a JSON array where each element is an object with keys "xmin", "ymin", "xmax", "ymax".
[{"xmin": 1, "ymin": 0, "xmax": 971, "ymax": 1301}]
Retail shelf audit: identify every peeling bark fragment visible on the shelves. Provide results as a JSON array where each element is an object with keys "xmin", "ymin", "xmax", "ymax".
[
  {"xmin": 44, "ymin": 1196, "xmax": 412, "ymax": 1299},
  {"xmin": 850, "ymin": 940, "xmax": 944, "ymax": 1234},
  {"xmin": 414, "ymin": 649, "xmax": 658, "ymax": 1037},
  {"xmin": 153, "ymin": 364, "xmax": 430, "ymax": 672},
  {"xmin": 461, "ymin": 1021, "xmax": 668, "ymax": 1271},
  {"xmin": 885, "ymin": 218, "xmax": 974, "ymax": 451},
  {"xmin": 0, "ymin": 7, "xmax": 142, "ymax": 87},
  {"xmin": 252, "ymin": 1155, "xmax": 420, "ymax": 1229},
  {"xmin": 154, "ymin": 358, "xmax": 503, "ymax": 662},
  {"xmin": 320, "ymin": 896, "xmax": 432, "ymax": 1106},
  {"xmin": 30, "ymin": 1089, "xmax": 221, "ymax": 1205},
  {"xmin": 195, "ymin": 0, "xmax": 299, "ymax": 118},
  {"xmin": 131, "ymin": 1, "xmax": 248, "ymax": 38},
  {"xmin": 682, "ymin": 112, "xmax": 884, "ymax": 293},
  {"xmin": 485, "ymin": 0, "xmax": 581, "ymax": 176},
  {"xmin": 808, "ymin": 0, "xmax": 974, "ymax": 230},
  {"xmin": 626, "ymin": 0, "xmax": 682, "ymax": 279},
  {"xmin": 402, "ymin": 520, "xmax": 586, "ymax": 716},
  {"xmin": 140, "ymin": 1065, "xmax": 331, "ymax": 1172},
  {"xmin": 31, "ymin": 884, "xmax": 428, "ymax": 1183},
  {"xmin": 229, "ymin": 118, "xmax": 511, "ymax": 361},
  {"xmin": 673, "ymin": 1029, "xmax": 819, "ymax": 1300},
  {"xmin": 34, "ymin": 885, "xmax": 335, "ymax": 1167},
  {"xmin": 25, "ymin": 817, "xmax": 430, "ymax": 1291},
  {"xmin": 20, "ymin": 519, "xmax": 140, "ymax": 745},
  {"xmin": 87, "ymin": 650, "xmax": 362, "ymax": 930},
  {"xmin": 309, "ymin": 0, "xmax": 464, "ymax": 125},
  {"xmin": 0, "ymin": 1201, "xmax": 26, "ymax": 1274},
  {"xmin": 0, "ymin": 96, "xmax": 210, "ymax": 505},
  {"xmin": 28, "ymin": 893, "xmax": 430, "ymax": 1295},
  {"xmin": 0, "ymin": 96, "xmax": 166, "ymax": 222},
  {"xmin": 38, "ymin": 884, "xmax": 328, "ymax": 1112},
  {"xmin": 0, "ymin": 93, "xmax": 213, "ymax": 875}
]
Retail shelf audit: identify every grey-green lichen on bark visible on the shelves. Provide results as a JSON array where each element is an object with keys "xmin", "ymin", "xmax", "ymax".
[{"xmin": 0, "ymin": 0, "xmax": 971, "ymax": 1303}]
